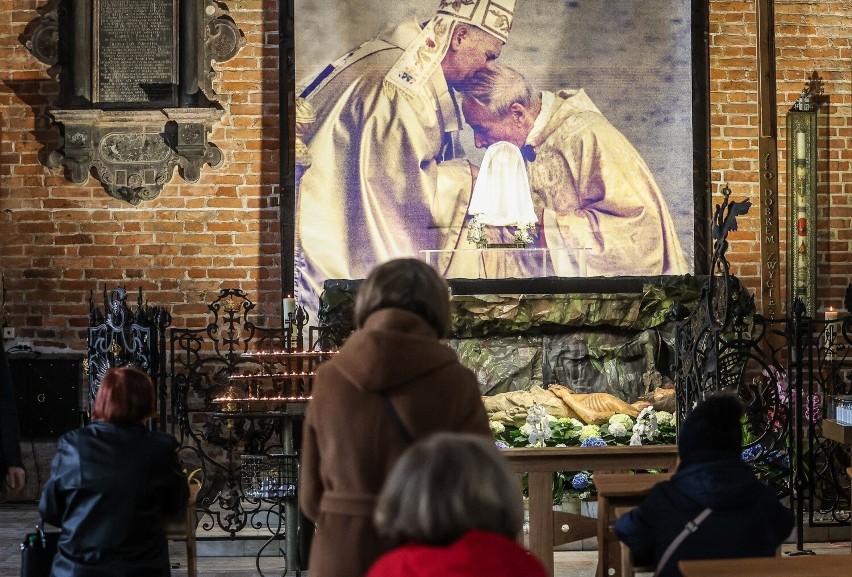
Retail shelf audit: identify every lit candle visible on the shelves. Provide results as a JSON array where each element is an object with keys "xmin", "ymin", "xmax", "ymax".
[
  {"xmin": 796, "ymin": 131, "xmax": 806, "ymax": 161},
  {"xmin": 825, "ymin": 307, "xmax": 838, "ymax": 362},
  {"xmin": 283, "ymin": 296, "xmax": 296, "ymax": 319}
]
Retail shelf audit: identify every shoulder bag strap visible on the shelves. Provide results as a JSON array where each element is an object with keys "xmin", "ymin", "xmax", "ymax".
[
  {"xmin": 654, "ymin": 507, "xmax": 712, "ymax": 577},
  {"xmin": 380, "ymin": 392, "xmax": 414, "ymax": 444}
]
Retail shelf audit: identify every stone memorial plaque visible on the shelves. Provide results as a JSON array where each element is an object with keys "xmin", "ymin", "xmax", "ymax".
[{"xmin": 93, "ymin": 0, "xmax": 178, "ymax": 106}]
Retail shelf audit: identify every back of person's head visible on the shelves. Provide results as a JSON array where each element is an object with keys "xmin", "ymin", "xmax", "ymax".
[
  {"xmin": 678, "ymin": 391, "xmax": 744, "ymax": 465},
  {"xmin": 463, "ymin": 64, "xmax": 534, "ymax": 116},
  {"xmin": 374, "ymin": 432, "xmax": 523, "ymax": 545},
  {"xmin": 92, "ymin": 366, "xmax": 156, "ymax": 425},
  {"xmin": 354, "ymin": 258, "xmax": 451, "ymax": 338}
]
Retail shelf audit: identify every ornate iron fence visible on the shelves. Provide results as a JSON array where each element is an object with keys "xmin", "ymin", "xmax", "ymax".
[
  {"xmin": 86, "ymin": 287, "xmax": 170, "ymax": 424},
  {"xmin": 674, "ymin": 189, "xmax": 850, "ymax": 553}
]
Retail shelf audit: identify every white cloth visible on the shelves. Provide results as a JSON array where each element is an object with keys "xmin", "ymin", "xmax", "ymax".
[{"xmin": 468, "ymin": 141, "xmax": 537, "ymax": 227}]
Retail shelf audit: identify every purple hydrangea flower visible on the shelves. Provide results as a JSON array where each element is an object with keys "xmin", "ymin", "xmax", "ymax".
[
  {"xmin": 571, "ymin": 472, "xmax": 590, "ymax": 490},
  {"xmin": 580, "ymin": 437, "xmax": 607, "ymax": 447}
]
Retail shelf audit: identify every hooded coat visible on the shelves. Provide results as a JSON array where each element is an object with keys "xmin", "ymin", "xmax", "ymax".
[
  {"xmin": 614, "ymin": 454, "xmax": 794, "ymax": 577},
  {"xmin": 365, "ymin": 529, "xmax": 546, "ymax": 577},
  {"xmin": 299, "ymin": 308, "xmax": 491, "ymax": 577}
]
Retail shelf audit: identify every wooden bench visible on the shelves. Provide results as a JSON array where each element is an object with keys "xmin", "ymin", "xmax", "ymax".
[
  {"xmin": 502, "ymin": 445, "xmax": 678, "ymax": 577},
  {"xmin": 820, "ymin": 420, "xmax": 852, "ymax": 554},
  {"xmin": 164, "ymin": 481, "xmax": 200, "ymax": 577},
  {"xmin": 678, "ymin": 554, "xmax": 852, "ymax": 577},
  {"xmin": 594, "ymin": 472, "xmax": 673, "ymax": 577}
]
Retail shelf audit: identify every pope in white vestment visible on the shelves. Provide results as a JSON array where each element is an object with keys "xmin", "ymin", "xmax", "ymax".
[{"xmin": 295, "ymin": 1, "xmax": 517, "ymax": 317}]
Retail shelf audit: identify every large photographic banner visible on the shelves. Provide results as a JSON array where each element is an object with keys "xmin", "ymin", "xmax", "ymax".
[{"xmin": 294, "ymin": 0, "xmax": 699, "ymax": 313}]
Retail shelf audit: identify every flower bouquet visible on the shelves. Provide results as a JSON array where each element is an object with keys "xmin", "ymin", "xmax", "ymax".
[{"xmin": 492, "ymin": 404, "xmax": 677, "ymax": 503}]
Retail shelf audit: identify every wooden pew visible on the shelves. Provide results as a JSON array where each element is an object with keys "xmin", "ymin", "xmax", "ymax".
[
  {"xmin": 502, "ymin": 445, "xmax": 679, "ymax": 577},
  {"xmin": 678, "ymin": 554, "xmax": 852, "ymax": 577}
]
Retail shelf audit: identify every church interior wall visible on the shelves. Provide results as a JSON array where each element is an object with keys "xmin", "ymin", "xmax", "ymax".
[{"xmin": 0, "ymin": 0, "xmax": 849, "ymax": 350}]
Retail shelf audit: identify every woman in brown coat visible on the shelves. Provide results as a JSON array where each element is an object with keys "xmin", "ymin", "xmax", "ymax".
[{"xmin": 299, "ymin": 258, "xmax": 492, "ymax": 577}]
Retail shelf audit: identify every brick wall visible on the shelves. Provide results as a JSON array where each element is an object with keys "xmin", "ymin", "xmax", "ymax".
[
  {"xmin": 0, "ymin": 0, "xmax": 850, "ymax": 356},
  {"xmin": 710, "ymin": 0, "xmax": 851, "ymax": 314},
  {"xmin": 0, "ymin": 0, "xmax": 282, "ymax": 350}
]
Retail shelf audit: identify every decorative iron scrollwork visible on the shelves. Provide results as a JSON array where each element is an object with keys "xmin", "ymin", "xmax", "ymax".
[
  {"xmin": 87, "ymin": 286, "xmax": 171, "ymax": 421},
  {"xmin": 674, "ymin": 187, "xmax": 850, "ymax": 553},
  {"xmin": 169, "ymin": 288, "xmax": 326, "ymax": 544}
]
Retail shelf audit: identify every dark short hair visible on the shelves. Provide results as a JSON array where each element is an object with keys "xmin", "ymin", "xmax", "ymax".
[
  {"xmin": 92, "ymin": 366, "xmax": 156, "ymax": 425},
  {"xmin": 678, "ymin": 391, "xmax": 744, "ymax": 463},
  {"xmin": 373, "ymin": 432, "xmax": 524, "ymax": 544},
  {"xmin": 353, "ymin": 259, "xmax": 451, "ymax": 337}
]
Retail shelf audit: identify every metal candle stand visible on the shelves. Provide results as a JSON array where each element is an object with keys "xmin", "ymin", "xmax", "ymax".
[
  {"xmin": 170, "ymin": 290, "xmax": 337, "ymax": 576},
  {"xmin": 241, "ymin": 454, "xmax": 301, "ymax": 576}
]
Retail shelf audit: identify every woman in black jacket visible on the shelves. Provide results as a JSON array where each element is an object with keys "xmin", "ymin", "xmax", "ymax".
[
  {"xmin": 614, "ymin": 392, "xmax": 794, "ymax": 577},
  {"xmin": 39, "ymin": 366, "xmax": 188, "ymax": 577}
]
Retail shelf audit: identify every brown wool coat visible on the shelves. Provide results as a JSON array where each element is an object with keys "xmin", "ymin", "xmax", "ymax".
[{"xmin": 299, "ymin": 308, "xmax": 491, "ymax": 577}]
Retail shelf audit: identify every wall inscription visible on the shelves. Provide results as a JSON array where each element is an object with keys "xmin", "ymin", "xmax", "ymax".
[
  {"xmin": 94, "ymin": 0, "xmax": 178, "ymax": 106},
  {"xmin": 23, "ymin": 0, "xmax": 245, "ymax": 203}
]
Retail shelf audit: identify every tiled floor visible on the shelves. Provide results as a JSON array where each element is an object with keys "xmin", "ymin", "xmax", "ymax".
[{"xmin": 2, "ymin": 502, "xmax": 849, "ymax": 577}]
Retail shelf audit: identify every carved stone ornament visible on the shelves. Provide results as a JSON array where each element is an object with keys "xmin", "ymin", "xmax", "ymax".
[
  {"xmin": 23, "ymin": 0, "xmax": 245, "ymax": 204},
  {"xmin": 48, "ymin": 108, "xmax": 224, "ymax": 204}
]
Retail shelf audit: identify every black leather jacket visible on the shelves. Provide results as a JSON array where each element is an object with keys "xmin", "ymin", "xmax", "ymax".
[{"xmin": 39, "ymin": 422, "xmax": 188, "ymax": 577}]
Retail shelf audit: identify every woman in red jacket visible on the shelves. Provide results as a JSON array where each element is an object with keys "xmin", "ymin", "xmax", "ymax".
[{"xmin": 367, "ymin": 432, "xmax": 546, "ymax": 577}]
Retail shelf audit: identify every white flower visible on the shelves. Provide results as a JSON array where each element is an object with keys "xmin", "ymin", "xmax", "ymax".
[
  {"xmin": 528, "ymin": 432, "xmax": 547, "ymax": 447},
  {"xmin": 578, "ymin": 424, "xmax": 601, "ymax": 441},
  {"xmin": 528, "ymin": 404, "xmax": 549, "ymax": 419},
  {"xmin": 629, "ymin": 433, "xmax": 643, "ymax": 446},
  {"xmin": 522, "ymin": 404, "xmax": 552, "ymax": 446},
  {"xmin": 656, "ymin": 411, "xmax": 674, "ymax": 427},
  {"xmin": 489, "ymin": 420, "xmax": 505, "ymax": 434},
  {"xmin": 645, "ymin": 424, "xmax": 660, "ymax": 441},
  {"xmin": 609, "ymin": 414, "xmax": 635, "ymax": 429},
  {"xmin": 608, "ymin": 422, "xmax": 629, "ymax": 437},
  {"xmin": 637, "ymin": 406, "xmax": 656, "ymax": 421}
]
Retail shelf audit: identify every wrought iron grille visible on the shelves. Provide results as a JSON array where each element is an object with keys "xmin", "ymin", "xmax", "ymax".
[
  {"xmin": 673, "ymin": 189, "xmax": 850, "ymax": 553},
  {"xmin": 86, "ymin": 286, "xmax": 170, "ymax": 424},
  {"xmin": 169, "ymin": 288, "xmax": 325, "ymax": 543}
]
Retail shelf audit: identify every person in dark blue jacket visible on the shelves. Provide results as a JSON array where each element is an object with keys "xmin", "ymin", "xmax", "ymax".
[
  {"xmin": 39, "ymin": 366, "xmax": 188, "ymax": 577},
  {"xmin": 614, "ymin": 392, "xmax": 794, "ymax": 577}
]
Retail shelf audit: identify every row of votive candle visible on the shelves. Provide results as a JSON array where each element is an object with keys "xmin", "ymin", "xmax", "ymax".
[{"xmin": 835, "ymin": 398, "xmax": 852, "ymax": 425}]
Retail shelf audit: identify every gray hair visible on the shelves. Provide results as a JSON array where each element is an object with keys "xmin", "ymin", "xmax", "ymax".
[
  {"xmin": 353, "ymin": 258, "xmax": 451, "ymax": 338},
  {"xmin": 373, "ymin": 432, "xmax": 524, "ymax": 544},
  {"xmin": 462, "ymin": 64, "xmax": 535, "ymax": 116}
]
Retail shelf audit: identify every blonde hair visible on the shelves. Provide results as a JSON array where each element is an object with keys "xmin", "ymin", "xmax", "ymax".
[
  {"xmin": 374, "ymin": 432, "xmax": 524, "ymax": 544},
  {"xmin": 353, "ymin": 258, "xmax": 451, "ymax": 338}
]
